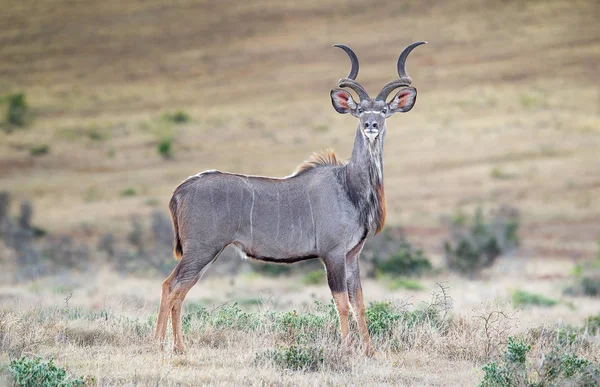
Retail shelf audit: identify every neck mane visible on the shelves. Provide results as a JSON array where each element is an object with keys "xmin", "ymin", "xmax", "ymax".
[{"xmin": 345, "ymin": 125, "xmax": 386, "ymax": 234}]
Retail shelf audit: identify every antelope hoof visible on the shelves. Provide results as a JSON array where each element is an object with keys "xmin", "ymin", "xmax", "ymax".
[
  {"xmin": 343, "ymin": 335, "xmax": 356, "ymax": 347},
  {"xmin": 364, "ymin": 344, "xmax": 376, "ymax": 358},
  {"xmin": 173, "ymin": 344, "xmax": 186, "ymax": 355}
]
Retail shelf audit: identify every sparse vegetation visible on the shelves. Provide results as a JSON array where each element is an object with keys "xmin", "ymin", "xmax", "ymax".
[
  {"xmin": 444, "ymin": 206, "xmax": 519, "ymax": 278},
  {"xmin": 511, "ymin": 289, "xmax": 558, "ymax": 308}
]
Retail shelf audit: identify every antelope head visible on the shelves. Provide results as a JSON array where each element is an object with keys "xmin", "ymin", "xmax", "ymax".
[{"xmin": 330, "ymin": 42, "xmax": 426, "ymax": 142}]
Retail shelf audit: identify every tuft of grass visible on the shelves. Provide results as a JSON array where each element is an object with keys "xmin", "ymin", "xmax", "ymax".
[
  {"xmin": 511, "ymin": 289, "xmax": 558, "ymax": 308},
  {"xmin": 120, "ymin": 187, "xmax": 137, "ymax": 197},
  {"xmin": 301, "ymin": 270, "xmax": 325, "ymax": 285},
  {"xmin": 29, "ymin": 144, "xmax": 50, "ymax": 156},
  {"xmin": 9, "ymin": 355, "xmax": 91, "ymax": 387},
  {"xmin": 163, "ymin": 110, "xmax": 190, "ymax": 124}
]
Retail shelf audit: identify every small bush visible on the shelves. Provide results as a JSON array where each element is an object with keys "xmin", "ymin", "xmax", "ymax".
[
  {"xmin": 365, "ymin": 301, "xmax": 442, "ymax": 339},
  {"xmin": 511, "ymin": 289, "xmax": 558, "ymax": 308},
  {"xmin": 301, "ymin": 270, "xmax": 325, "ymax": 285},
  {"xmin": 565, "ymin": 244, "xmax": 600, "ymax": 297},
  {"xmin": 480, "ymin": 336, "xmax": 600, "ymax": 386},
  {"xmin": 9, "ymin": 356, "xmax": 90, "ymax": 387},
  {"xmin": 4, "ymin": 92, "xmax": 29, "ymax": 128},
  {"xmin": 29, "ymin": 144, "xmax": 49, "ymax": 156},
  {"xmin": 444, "ymin": 206, "xmax": 519, "ymax": 278},
  {"xmin": 157, "ymin": 138, "xmax": 173, "ymax": 159},
  {"xmin": 264, "ymin": 344, "xmax": 324, "ymax": 371},
  {"xmin": 373, "ymin": 240, "xmax": 431, "ymax": 277},
  {"xmin": 163, "ymin": 110, "xmax": 190, "ymax": 124}
]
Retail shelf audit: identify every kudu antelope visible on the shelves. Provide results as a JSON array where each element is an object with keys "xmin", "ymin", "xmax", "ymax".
[{"xmin": 154, "ymin": 42, "xmax": 426, "ymax": 357}]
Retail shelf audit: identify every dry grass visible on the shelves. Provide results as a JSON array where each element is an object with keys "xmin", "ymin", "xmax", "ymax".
[{"xmin": 0, "ymin": 258, "xmax": 600, "ymax": 385}]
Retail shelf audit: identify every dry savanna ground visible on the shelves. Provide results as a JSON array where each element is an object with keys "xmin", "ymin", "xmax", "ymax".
[{"xmin": 1, "ymin": 0, "xmax": 600, "ymax": 385}]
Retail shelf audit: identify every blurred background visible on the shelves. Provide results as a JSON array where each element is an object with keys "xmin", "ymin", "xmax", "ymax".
[{"xmin": 1, "ymin": 0, "xmax": 600, "ymax": 328}]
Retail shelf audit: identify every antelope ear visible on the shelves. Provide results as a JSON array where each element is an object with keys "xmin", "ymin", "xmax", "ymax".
[
  {"xmin": 330, "ymin": 89, "xmax": 357, "ymax": 114},
  {"xmin": 388, "ymin": 87, "xmax": 417, "ymax": 113}
]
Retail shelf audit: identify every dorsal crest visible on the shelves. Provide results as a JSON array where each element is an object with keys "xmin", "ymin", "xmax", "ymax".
[{"xmin": 293, "ymin": 149, "xmax": 346, "ymax": 176}]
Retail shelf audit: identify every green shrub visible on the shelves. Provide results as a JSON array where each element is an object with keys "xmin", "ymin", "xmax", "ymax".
[
  {"xmin": 364, "ymin": 301, "xmax": 441, "ymax": 339},
  {"xmin": 585, "ymin": 314, "xmax": 600, "ymax": 335},
  {"xmin": 163, "ymin": 110, "xmax": 190, "ymax": 124},
  {"xmin": 4, "ymin": 92, "xmax": 29, "ymax": 128},
  {"xmin": 264, "ymin": 344, "xmax": 324, "ymax": 371},
  {"xmin": 373, "ymin": 240, "xmax": 431, "ymax": 277},
  {"xmin": 301, "ymin": 270, "xmax": 325, "ymax": 285},
  {"xmin": 157, "ymin": 138, "xmax": 173, "ymax": 159},
  {"xmin": 565, "ymin": 244, "xmax": 600, "ymax": 297},
  {"xmin": 365, "ymin": 302, "xmax": 402, "ymax": 338},
  {"xmin": 29, "ymin": 144, "xmax": 49, "ymax": 156},
  {"xmin": 511, "ymin": 289, "xmax": 558, "ymax": 308},
  {"xmin": 9, "ymin": 356, "xmax": 90, "ymax": 387},
  {"xmin": 480, "ymin": 336, "xmax": 600, "ymax": 386},
  {"xmin": 444, "ymin": 206, "xmax": 519, "ymax": 278}
]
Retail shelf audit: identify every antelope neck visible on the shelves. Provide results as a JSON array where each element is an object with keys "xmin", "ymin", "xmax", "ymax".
[{"xmin": 344, "ymin": 124, "xmax": 385, "ymax": 233}]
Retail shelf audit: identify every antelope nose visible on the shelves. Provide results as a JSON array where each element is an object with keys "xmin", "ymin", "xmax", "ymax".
[{"xmin": 364, "ymin": 121, "xmax": 378, "ymax": 130}]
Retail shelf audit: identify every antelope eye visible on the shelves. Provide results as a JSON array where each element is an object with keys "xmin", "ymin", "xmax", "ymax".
[
  {"xmin": 381, "ymin": 107, "xmax": 388, "ymax": 114},
  {"xmin": 357, "ymin": 107, "xmax": 364, "ymax": 114}
]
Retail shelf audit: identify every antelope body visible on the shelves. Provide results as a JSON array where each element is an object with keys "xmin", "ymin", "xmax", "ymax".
[{"xmin": 154, "ymin": 42, "xmax": 426, "ymax": 357}]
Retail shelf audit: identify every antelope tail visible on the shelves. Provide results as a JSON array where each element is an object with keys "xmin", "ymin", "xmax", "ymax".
[{"xmin": 169, "ymin": 195, "xmax": 183, "ymax": 260}]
